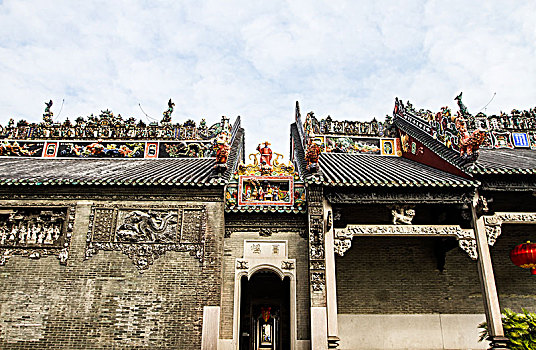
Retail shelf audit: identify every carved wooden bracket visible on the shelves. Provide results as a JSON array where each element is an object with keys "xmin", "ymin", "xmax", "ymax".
[
  {"xmin": 334, "ymin": 224, "xmax": 477, "ymax": 260},
  {"xmin": 483, "ymin": 212, "xmax": 536, "ymax": 246}
]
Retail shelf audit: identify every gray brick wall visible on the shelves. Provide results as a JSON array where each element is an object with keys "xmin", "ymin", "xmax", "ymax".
[
  {"xmin": 336, "ymin": 237, "xmax": 484, "ymax": 314},
  {"xmin": 220, "ymin": 229, "xmax": 310, "ymax": 340},
  {"xmin": 0, "ymin": 198, "xmax": 224, "ymax": 350},
  {"xmin": 491, "ymin": 225, "xmax": 536, "ymax": 312}
]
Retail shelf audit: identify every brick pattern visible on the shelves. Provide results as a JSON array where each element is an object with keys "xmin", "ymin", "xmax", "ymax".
[
  {"xmin": 491, "ymin": 225, "xmax": 536, "ymax": 312},
  {"xmin": 220, "ymin": 225, "xmax": 310, "ymax": 340},
  {"xmin": 0, "ymin": 198, "xmax": 224, "ymax": 350},
  {"xmin": 336, "ymin": 236, "xmax": 484, "ymax": 314}
]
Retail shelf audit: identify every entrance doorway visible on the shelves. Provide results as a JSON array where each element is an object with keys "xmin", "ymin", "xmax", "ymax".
[{"xmin": 239, "ymin": 271, "xmax": 291, "ymax": 350}]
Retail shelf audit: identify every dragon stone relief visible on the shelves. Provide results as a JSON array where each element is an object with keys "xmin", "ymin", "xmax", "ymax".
[
  {"xmin": 0, "ymin": 207, "xmax": 75, "ymax": 266},
  {"xmin": 85, "ymin": 206, "xmax": 206, "ymax": 270},
  {"xmin": 334, "ymin": 224, "xmax": 477, "ymax": 260},
  {"xmin": 116, "ymin": 210, "xmax": 178, "ymax": 243}
]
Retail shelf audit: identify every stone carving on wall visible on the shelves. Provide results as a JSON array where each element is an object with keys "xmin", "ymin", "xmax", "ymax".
[
  {"xmin": 311, "ymin": 271, "xmax": 325, "ymax": 292},
  {"xmin": 85, "ymin": 205, "xmax": 206, "ymax": 270},
  {"xmin": 391, "ymin": 206, "xmax": 415, "ymax": 225},
  {"xmin": 224, "ymin": 226, "xmax": 307, "ymax": 238},
  {"xmin": 281, "ymin": 260, "xmax": 294, "ymax": 270},
  {"xmin": 310, "ymin": 260, "xmax": 325, "ymax": 270},
  {"xmin": 308, "ymin": 185, "xmax": 327, "ymax": 299},
  {"xmin": 236, "ymin": 259, "xmax": 249, "ymax": 270},
  {"xmin": 309, "ymin": 216, "xmax": 325, "ymax": 259},
  {"xmin": 0, "ymin": 206, "xmax": 75, "ymax": 266},
  {"xmin": 334, "ymin": 224, "xmax": 477, "ymax": 260},
  {"xmin": 327, "ymin": 191, "xmax": 468, "ymax": 204},
  {"xmin": 483, "ymin": 212, "xmax": 536, "ymax": 246}
]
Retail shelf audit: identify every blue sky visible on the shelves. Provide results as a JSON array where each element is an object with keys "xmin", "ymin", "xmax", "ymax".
[{"xmin": 1, "ymin": 1, "xmax": 535, "ymax": 156}]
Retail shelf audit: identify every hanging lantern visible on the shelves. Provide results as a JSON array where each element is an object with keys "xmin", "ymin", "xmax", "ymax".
[{"xmin": 510, "ymin": 241, "xmax": 536, "ymax": 275}]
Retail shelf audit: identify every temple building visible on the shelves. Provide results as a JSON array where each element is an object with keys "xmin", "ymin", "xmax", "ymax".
[{"xmin": 0, "ymin": 96, "xmax": 534, "ymax": 350}]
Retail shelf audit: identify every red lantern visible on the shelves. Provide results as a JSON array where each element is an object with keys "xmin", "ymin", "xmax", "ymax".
[{"xmin": 510, "ymin": 241, "xmax": 536, "ymax": 275}]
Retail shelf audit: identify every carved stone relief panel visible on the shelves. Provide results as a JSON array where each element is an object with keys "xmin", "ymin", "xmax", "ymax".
[
  {"xmin": 327, "ymin": 191, "xmax": 468, "ymax": 204},
  {"xmin": 85, "ymin": 205, "xmax": 206, "ymax": 270},
  {"xmin": 334, "ymin": 224, "xmax": 477, "ymax": 260},
  {"xmin": 0, "ymin": 206, "xmax": 75, "ymax": 266},
  {"xmin": 483, "ymin": 212, "xmax": 536, "ymax": 246},
  {"xmin": 311, "ymin": 272, "xmax": 325, "ymax": 292}
]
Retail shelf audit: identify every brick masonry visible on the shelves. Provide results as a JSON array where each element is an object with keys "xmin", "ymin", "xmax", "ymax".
[
  {"xmin": 0, "ymin": 196, "xmax": 224, "ymax": 350},
  {"xmin": 220, "ymin": 222, "xmax": 310, "ymax": 341},
  {"xmin": 336, "ymin": 236, "xmax": 485, "ymax": 314},
  {"xmin": 491, "ymin": 224, "xmax": 536, "ymax": 312}
]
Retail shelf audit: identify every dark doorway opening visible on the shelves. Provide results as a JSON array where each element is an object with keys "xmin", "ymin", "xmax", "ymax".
[{"xmin": 239, "ymin": 271, "xmax": 291, "ymax": 350}]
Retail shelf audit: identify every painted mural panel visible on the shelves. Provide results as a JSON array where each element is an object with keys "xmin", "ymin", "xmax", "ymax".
[
  {"xmin": 0, "ymin": 140, "xmax": 44, "ymax": 157},
  {"xmin": 238, "ymin": 176, "xmax": 294, "ymax": 206},
  {"xmin": 57, "ymin": 141, "xmax": 145, "ymax": 158}
]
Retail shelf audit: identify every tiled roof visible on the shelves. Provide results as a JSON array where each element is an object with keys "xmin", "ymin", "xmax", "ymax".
[
  {"xmin": 309, "ymin": 153, "xmax": 477, "ymax": 188},
  {"xmin": 394, "ymin": 116, "xmax": 468, "ymax": 169},
  {"xmin": 0, "ymin": 158, "xmax": 224, "ymax": 186},
  {"xmin": 290, "ymin": 123, "xmax": 309, "ymax": 177},
  {"xmin": 223, "ymin": 127, "xmax": 245, "ymax": 180},
  {"xmin": 395, "ymin": 116, "xmax": 536, "ymax": 176},
  {"xmin": 468, "ymin": 148, "xmax": 536, "ymax": 175}
]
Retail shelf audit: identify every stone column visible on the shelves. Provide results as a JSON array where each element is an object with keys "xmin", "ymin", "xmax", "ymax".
[
  {"xmin": 470, "ymin": 191, "xmax": 509, "ymax": 349},
  {"xmin": 201, "ymin": 306, "xmax": 221, "ymax": 350},
  {"xmin": 308, "ymin": 186, "xmax": 328, "ymax": 350},
  {"xmin": 323, "ymin": 200, "xmax": 340, "ymax": 348}
]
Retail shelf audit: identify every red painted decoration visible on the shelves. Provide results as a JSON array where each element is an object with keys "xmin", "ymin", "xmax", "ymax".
[
  {"xmin": 510, "ymin": 241, "xmax": 536, "ymax": 275},
  {"xmin": 261, "ymin": 307, "xmax": 271, "ymax": 322}
]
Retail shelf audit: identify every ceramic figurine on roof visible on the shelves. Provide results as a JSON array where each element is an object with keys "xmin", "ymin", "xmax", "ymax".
[
  {"xmin": 225, "ymin": 141, "xmax": 306, "ymax": 213},
  {"xmin": 256, "ymin": 141, "xmax": 273, "ymax": 174},
  {"xmin": 213, "ymin": 129, "xmax": 231, "ymax": 173},
  {"xmin": 395, "ymin": 95, "xmax": 536, "ymax": 150},
  {"xmin": 161, "ymin": 99, "xmax": 175, "ymax": 123},
  {"xmin": 1, "ymin": 106, "xmax": 232, "ymax": 142},
  {"xmin": 43, "ymin": 100, "xmax": 53, "ymax": 125},
  {"xmin": 305, "ymin": 139, "xmax": 321, "ymax": 172},
  {"xmin": 454, "ymin": 92, "xmax": 470, "ymax": 118},
  {"xmin": 455, "ymin": 117, "xmax": 486, "ymax": 162}
]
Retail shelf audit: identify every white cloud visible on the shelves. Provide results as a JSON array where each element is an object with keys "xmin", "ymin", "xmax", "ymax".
[{"xmin": 0, "ymin": 0, "xmax": 535, "ymax": 155}]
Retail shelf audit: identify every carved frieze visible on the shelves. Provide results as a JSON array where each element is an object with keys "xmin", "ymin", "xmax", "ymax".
[
  {"xmin": 327, "ymin": 192, "xmax": 468, "ymax": 204},
  {"xmin": 281, "ymin": 260, "xmax": 294, "ymax": 270},
  {"xmin": 311, "ymin": 272, "xmax": 325, "ymax": 292},
  {"xmin": 0, "ymin": 206, "xmax": 75, "ymax": 266},
  {"xmin": 224, "ymin": 226, "xmax": 306, "ymax": 238},
  {"xmin": 308, "ymin": 206, "xmax": 323, "ymax": 216},
  {"xmin": 310, "ymin": 261, "xmax": 325, "ymax": 270},
  {"xmin": 309, "ymin": 216, "xmax": 324, "ymax": 245},
  {"xmin": 334, "ymin": 224, "xmax": 477, "ymax": 260},
  {"xmin": 224, "ymin": 214, "xmax": 307, "ymax": 238},
  {"xmin": 85, "ymin": 205, "xmax": 206, "ymax": 270},
  {"xmin": 483, "ymin": 212, "xmax": 536, "ymax": 246},
  {"xmin": 236, "ymin": 260, "xmax": 249, "ymax": 270}
]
